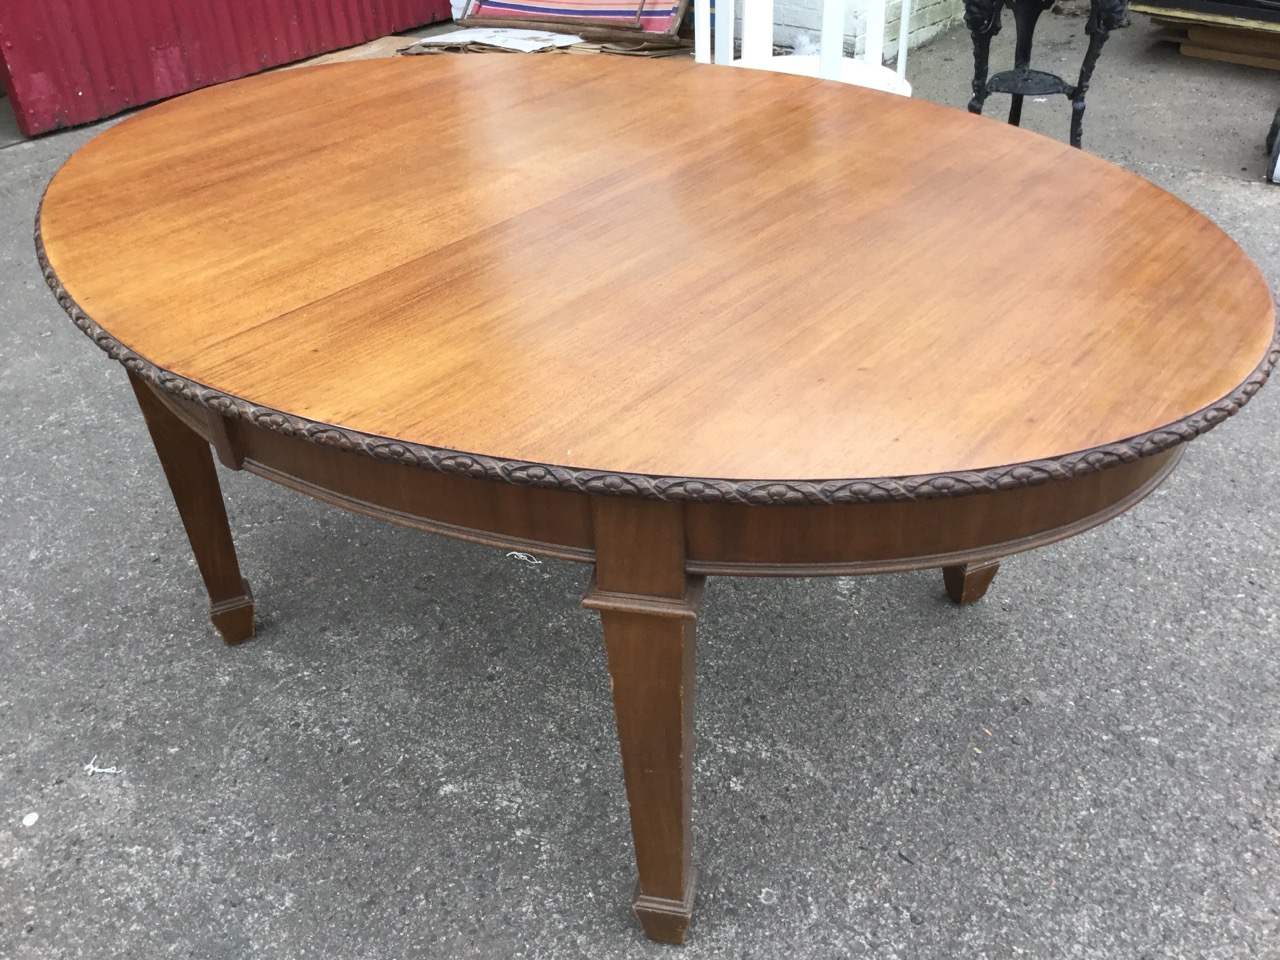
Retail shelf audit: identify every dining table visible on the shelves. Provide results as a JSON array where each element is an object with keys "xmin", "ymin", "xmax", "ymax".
[{"xmin": 36, "ymin": 54, "xmax": 1277, "ymax": 943}]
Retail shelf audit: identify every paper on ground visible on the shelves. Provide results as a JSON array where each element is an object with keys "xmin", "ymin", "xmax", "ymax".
[{"xmin": 405, "ymin": 28, "xmax": 582, "ymax": 53}]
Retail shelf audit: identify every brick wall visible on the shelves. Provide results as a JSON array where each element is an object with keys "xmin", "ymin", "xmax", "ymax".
[{"xmin": 768, "ymin": 0, "xmax": 963, "ymax": 61}]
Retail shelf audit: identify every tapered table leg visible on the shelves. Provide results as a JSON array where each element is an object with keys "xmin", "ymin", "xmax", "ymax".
[
  {"xmin": 942, "ymin": 559, "xmax": 1001, "ymax": 604},
  {"xmin": 583, "ymin": 498, "xmax": 701, "ymax": 944},
  {"xmin": 128, "ymin": 373, "xmax": 254, "ymax": 644}
]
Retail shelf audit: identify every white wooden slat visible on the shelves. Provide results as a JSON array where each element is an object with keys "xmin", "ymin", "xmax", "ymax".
[
  {"xmin": 896, "ymin": 0, "xmax": 911, "ymax": 80},
  {"xmin": 740, "ymin": 0, "xmax": 774, "ymax": 64},
  {"xmin": 695, "ymin": 0, "xmax": 711, "ymax": 62},
  {"xmin": 818, "ymin": 0, "xmax": 846, "ymax": 80},
  {"xmin": 715, "ymin": 0, "xmax": 735, "ymax": 64},
  {"xmin": 864, "ymin": 0, "xmax": 886, "ymax": 68}
]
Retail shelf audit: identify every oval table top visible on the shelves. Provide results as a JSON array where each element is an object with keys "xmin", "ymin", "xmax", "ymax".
[{"xmin": 39, "ymin": 56, "xmax": 1277, "ymax": 504}]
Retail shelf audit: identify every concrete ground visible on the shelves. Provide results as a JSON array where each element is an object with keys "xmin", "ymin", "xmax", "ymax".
[{"xmin": 2, "ymin": 14, "xmax": 1278, "ymax": 960}]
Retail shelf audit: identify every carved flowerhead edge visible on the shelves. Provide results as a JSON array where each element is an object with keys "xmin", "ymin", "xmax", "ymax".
[{"xmin": 34, "ymin": 196, "xmax": 1280, "ymax": 507}]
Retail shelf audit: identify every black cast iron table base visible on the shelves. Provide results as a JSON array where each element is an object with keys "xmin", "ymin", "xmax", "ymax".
[{"xmin": 965, "ymin": 0, "xmax": 1129, "ymax": 148}]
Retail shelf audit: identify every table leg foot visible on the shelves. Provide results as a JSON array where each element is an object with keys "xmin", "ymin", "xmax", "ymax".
[
  {"xmin": 210, "ymin": 579, "xmax": 255, "ymax": 644},
  {"xmin": 584, "ymin": 498, "xmax": 701, "ymax": 944},
  {"xmin": 129, "ymin": 373, "xmax": 255, "ymax": 644},
  {"xmin": 633, "ymin": 866, "xmax": 699, "ymax": 945},
  {"xmin": 942, "ymin": 559, "xmax": 1000, "ymax": 604}
]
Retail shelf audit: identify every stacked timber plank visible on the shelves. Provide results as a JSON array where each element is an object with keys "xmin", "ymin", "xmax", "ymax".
[{"xmin": 1131, "ymin": 0, "xmax": 1280, "ymax": 69}]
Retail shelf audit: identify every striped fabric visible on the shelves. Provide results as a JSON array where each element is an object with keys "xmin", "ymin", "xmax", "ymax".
[{"xmin": 464, "ymin": 0, "xmax": 685, "ymax": 34}]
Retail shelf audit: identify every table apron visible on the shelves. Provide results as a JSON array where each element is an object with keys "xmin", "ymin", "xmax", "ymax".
[
  {"xmin": 684, "ymin": 449, "xmax": 1181, "ymax": 576},
  {"xmin": 157, "ymin": 389, "xmax": 1181, "ymax": 578},
  {"xmin": 156, "ymin": 389, "xmax": 597, "ymax": 563}
]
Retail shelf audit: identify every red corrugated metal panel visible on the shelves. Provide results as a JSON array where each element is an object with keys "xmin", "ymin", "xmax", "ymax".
[{"xmin": 0, "ymin": 0, "xmax": 449, "ymax": 136}]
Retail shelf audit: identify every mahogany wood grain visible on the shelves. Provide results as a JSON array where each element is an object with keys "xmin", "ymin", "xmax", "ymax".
[
  {"xmin": 129, "ymin": 374, "xmax": 254, "ymax": 643},
  {"xmin": 38, "ymin": 55, "xmax": 1278, "ymax": 946},
  {"xmin": 39, "ymin": 56, "xmax": 1275, "ymax": 491}
]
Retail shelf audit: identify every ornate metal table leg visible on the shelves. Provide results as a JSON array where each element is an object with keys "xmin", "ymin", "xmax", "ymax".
[
  {"xmin": 942, "ymin": 559, "xmax": 1001, "ymax": 604},
  {"xmin": 128, "ymin": 372, "xmax": 255, "ymax": 644},
  {"xmin": 1006, "ymin": 0, "xmax": 1053, "ymax": 127},
  {"xmin": 584, "ymin": 498, "xmax": 701, "ymax": 944},
  {"xmin": 1070, "ymin": 0, "xmax": 1126, "ymax": 148},
  {"xmin": 965, "ymin": 0, "xmax": 1003, "ymax": 115}
]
